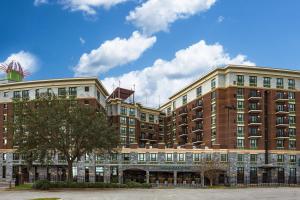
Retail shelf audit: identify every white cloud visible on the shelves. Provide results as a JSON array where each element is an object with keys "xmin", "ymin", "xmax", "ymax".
[
  {"xmin": 74, "ymin": 31, "xmax": 157, "ymax": 76},
  {"xmin": 127, "ymin": 0, "xmax": 217, "ymax": 35},
  {"xmin": 1, "ymin": 51, "xmax": 38, "ymax": 75},
  {"xmin": 34, "ymin": 0, "xmax": 129, "ymax": 15},
  {"xmin": 34, "ymin": 0, "xmax": 48, "ymax": 6},
  {"xmin": 80, "ymin": 37, "xmax": 86, "ymax": 45},
  {"xmin": 102, "ymin": 40, "xmax": 254, "ymax": 107},
  {"xmin": 217, "ymin": 15, "xmax": 224, "ymax": 23}
]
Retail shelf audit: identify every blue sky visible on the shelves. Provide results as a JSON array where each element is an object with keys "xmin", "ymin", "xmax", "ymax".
[{"xmin": 1, "ymin": 0, "xmax": 300, "ymax": 106}]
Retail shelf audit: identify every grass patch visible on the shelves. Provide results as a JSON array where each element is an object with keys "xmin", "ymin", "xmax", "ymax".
[
  {"xmin": 14, "ymin": 183, "xmax": 33, "ymax": 190},
  {"xmin": 31, "ymin": 198, "xmax": 60, "ymax": 200}
]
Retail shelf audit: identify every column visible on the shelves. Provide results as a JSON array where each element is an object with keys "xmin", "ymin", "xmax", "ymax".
[
  {"xmin": 173, "ymin": 171, "xmax": 177, "ymax": 186},
  {"xmin": 146, "ymin": 171, "xmax": 150, "ymax": 184},
  {"xmin": 118, "ymin": 170, "xmax": 123, "ymax": 184},
  {"xmin": 201, "ymin": 171, "xmax": 205, "ymax": 187},
  {"xmin": 89, "ymin": 166, "xmax": 95, "ymax": 183},
  {"xmin": 104, "ymin": 166, "xmax": 111, "ymax": 184}
]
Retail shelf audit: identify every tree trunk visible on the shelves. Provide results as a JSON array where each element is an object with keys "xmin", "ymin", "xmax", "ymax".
[{"xmin": 67, "ymin": 160, "xmax": 73, "ymax": 182}]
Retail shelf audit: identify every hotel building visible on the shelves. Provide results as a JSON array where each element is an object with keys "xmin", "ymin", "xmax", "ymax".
[{"xmin": 0, "ymin": 63, "xmax": 299, "ymax": 186}]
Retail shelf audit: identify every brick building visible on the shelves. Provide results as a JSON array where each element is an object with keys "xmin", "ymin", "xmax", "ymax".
[{"xmin": 0, "ymin": 64, "xmax": 299, "ymax": 186}]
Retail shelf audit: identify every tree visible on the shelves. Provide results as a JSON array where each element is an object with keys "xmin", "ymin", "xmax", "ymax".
[
  {"xmin": 197, "ymin": 159, "xmax": 229, "ymax": 187},
  {"xmin": 11, "ymin": 95, "xmax": 119, "ymax": 181}
]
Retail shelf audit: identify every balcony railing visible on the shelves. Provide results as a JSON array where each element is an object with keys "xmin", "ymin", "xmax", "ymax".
[
  {"xmin": 192, "ymin": 124, "xmax": 203, "ymax": 132},
  {"xmin": 192, "ymin": 113, "xmax": 203, "ymax": 121},
  {"xmin": 276, "ymin": 106, "xmax": 289, "ymax": 114},
  {"xmin": 178, "ymin": 131, "xmax": 188, "ymax": 137},
  {"xmin": 276, "ymin": 119, "xmax": 289, "ymax": 126},
  {"xmin": 179, "ymin": 108, "xmax": 188, "ymax": 116},
  {"xmin": 248, "ymin": 104, "xmax": 262, "ymax": 113},
  {"xmin": 192, "ymin": 136, "xmax": 203, "ymax": 143},
  {"xmin": 248, "ymin": 131, "xmax": 262, "ymax": 138},
  {"xmin": 248, "ymin": 91, "xmax": 262, "ymax": 100},
  {"xmin": 178, "ymin": 119, "xmax": 188, "ymax": 126},
  {"xmin": 192, "ymin": 100, "xmax": 203, "ymax": 110},
  {"xmin": 248, "ymin": 117, "xmax": 262, "ymax": 125},
  {"xmin": 275, "ymin": 93, "xmax": 289, "ymax": 101},
  {"xmin": 276, "ymin": 131, "xmax": 289, "ymax": 138}
]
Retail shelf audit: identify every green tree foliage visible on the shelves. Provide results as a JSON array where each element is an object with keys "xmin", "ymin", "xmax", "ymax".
[{"xmin": 12, "ymin": 95, "xmax": 119, "ymax": 181}]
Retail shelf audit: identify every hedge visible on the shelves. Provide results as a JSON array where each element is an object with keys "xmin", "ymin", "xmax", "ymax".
[{"xmin": 32, "ymin": 180, "xmax": 151, "ymax": 190}]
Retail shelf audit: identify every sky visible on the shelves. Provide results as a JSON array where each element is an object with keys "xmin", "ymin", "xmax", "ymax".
[{"xmin": 1, "ymin": 0, "xmax": 300, "ymax": 107}]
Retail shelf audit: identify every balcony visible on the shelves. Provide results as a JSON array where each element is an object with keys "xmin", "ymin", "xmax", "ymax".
[
  {"xmin": 248, "ymin": 131, "xmax": 262, "ymax": 138},
  {"xmin": 248, "ymin": 104, "xmax": 262, "ymax": 113},
  {"xmin": 139, "ymin": 134, "xmax": 149, "ymax": 141},
  {"xmin": 276, "ymin": 119, "xmax": 289, "ymax": 127},
  {"xmin": 192, "ymin": 113, "xmax": 203, "ymax": 121},
  {"xmin": 275, "ymin": 93, "xmax": 289, "ymax": 102},
  {"xmin": 192, "ymin": 100, "xmax": 203, "ymax": 110},
  {"xmin": 276, "ymin": 131, "xmax": 289, "ymax": 139},
  {"xmin": 276, "ymin": 106, "xmax": 289, "ymax": 115},
  {"xmin": 178, "ymin": 119, "xmax": 188, "ymax": 127},
  {"xmin": 248, "ymin": 118, "xmax": 262, "ymax": 126},
  {"xmin": 192, "ymin": 136, "xmax": 203, "ymax": 144},
  {"xmin": 179, "ymin": 107, "xmax": 188, "ymax": 116},
  {"xmin": 248, "ymin": 91, "xmax": 262, "ymax": 101},
  {"xmin": 178, "ymin": 130, "xmax": 188, "ymax": 137},
  {"xmin": 192, "ymin": 124, "xmax": 203, "ymax": 133}
]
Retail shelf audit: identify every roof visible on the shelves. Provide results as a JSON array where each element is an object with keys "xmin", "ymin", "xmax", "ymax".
[
  {"xmin": 0, "ymin": 77, "xmax": 109, "ymax": 96},
  {"xmin": 108, "ymin": 87, "xmax": 134, "ymax": 100}
]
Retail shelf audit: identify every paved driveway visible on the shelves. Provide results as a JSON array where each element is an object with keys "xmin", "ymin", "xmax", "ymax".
[{"xmin": 0, "ymin": 188, "xmax": 299, "ymax": 200}]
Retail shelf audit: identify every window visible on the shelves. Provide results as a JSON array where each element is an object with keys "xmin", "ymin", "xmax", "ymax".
[
  {"xmin": 120, "ymin": 127, "xmax": 126, "ymax": 136},
  {"xmin": 237, "ymin": 139, "xmax": 244, "ymax": 148},
  {"xmin": 277, "ymin": 154, "xmax": 284, "ymax": 163},
  {"xmin": 237, "ymin": 114, "xmax": 244, "ymax": 123},
  {"xmin": 121, "ymin": 106, "xmax": 127, "ymax": 115},
  {"xmin": 250, "ymin": 139, "xmax": 257, "ymax": 149},
  {"xmin": 182, "ymin": 95, "xmax": 187, "ymax": 105},
  {"xmin": 288, "ymin": 79, "xmax": 295, "ymax": 89},
  {"xmin": 237, "ymin": 154, "xmax": 244, "ymax": 162},
  {"xmin": 289, "ymin": 140, "xmax": 296, "ymax": 149},
  {"xmin": 237, "ymin": 126, "xmax": 244, "ymax": 137},
  {"xmin": 178, "ymin": 153, "xmax": 185, "ymax": 162},
  {"xmin": 211, "ymin": 104, "xmax": 216, "ymax": 113},
  {"xmin": 249, "ymin": 76, "xmax": 257, "ymax": 87},
  {"xmin": 13, "ymin": 153, "xmax": 19, "ymax": 161},
  {"xmin": 35, "ymin": 89, "xmax": 40, "ymax": 98},
  {"xmin": 138, "ymin": 153, "xmax": 146, "ymax": 162},
  {"xmin": 84, "ymin": 86, "xmax": 89, "ymax": 92},
  {"xmin": 193, "ymin": 154, "xmax": 201, "ymax": 161},
  {"xmin": 196, "ymin": 86, "xmax": 202, "ymax": 97},
  {"xmin": 205, "ymin": 154, "xmax": 212, "ymax": 161},
  {"xmin": 211, "ymin": 116, "xmax": 216, "ymax": 125},
  {"xmin": 3, "ymin": 92, "xmax": 8, "ymax": 98},
  {"xmin": 288, "ymin": 92, "xmax": 295, "ymax": 99},
  {"xmin": 47, "ymin": 88, "xmax": 52, "ymax": 96},
  {"xmin": 237, "ymin": 75, "xmax": 244, "ymax": 86},
  {"xmin": 289, "ymin": 104, "xmax": 295, "ymax": 112},
  {"xmin": 211, "ymin": 78, "xmax": 216, "ymax": 89},
  {"xmin": 129, "ymin": 128, "xmax": 135, "ymax": 136},
  {"xmin": 173, "ymin": 101, "xmax": 176, "ymax": 109},
  {"xmin": 123, "ymin": 153, "xmax": 130, "ymax": 161},
  {"xmin": 165, "ymin": 153, "xmax": 173, "ymax": 162},
  {"xmin": 221, "ymin": 154, "xmax": 228, "ymax": 162},
  {"xmin": 58, "ymin": 88, "xmax": 66, "ymax": 96},
  {"xmin": 129, "ymin": 118, "xmax": 135, "ymax": 126},
  {"xmin": 211, "ymin": 92, "xmax": 216, "ymax": 103},
  {"xmin": 149, "ymin": 114, "xmax": 154, "ymax": 123},
  {"xmin": 97, "ymin": 91, "xmax": 101, "ymax": 101},
  {"xmin": 289, "ymin": 116, "xmax": 296, "ymax": 125},
  {"xmin": 22, "ymin": 90, "xmax": 29, "ymax": 99},
  {"xmin": 13, "ymin": 91, "xmax": 21, "ymax": 99},
  {"xmin": 2, "ymin": 166, "xmax": 6, "ymax": 178},
  {"xmin": 289, "ymin": 155, "xmax": 296, "ymax": 163},
  {"xmin": 150, "ymin": 153, "xmax": 157, "ymax": 162},
  {"xmin": 263, "ymin": 77, "xmax": 271, "ymax": 87},
  {"xmin": 276, "ymin": 78, "xmax": 284, "ymax": 88},
  {"xmin": 2, "ymin": 153, "xmax": 7, "ymax": 161},
  {"xmin": 129, "ymin": 108, "xmax": 135, "ymax": 116},
  {"xmin": 141, "ymin": 113, "xmax": 146, "ymax": 121},
  {"xmin": 120, "ymin": 117, "xmax": 126, "ymax": 125},
  {"xmin": 276, "ymin": 139, "xmax": 284, "ymax": 148},
  {"xmin": 237, "ymin": 101, "xmax": 244, "ymax": 110},
  {"xmin": 289, "ymin": 128, "xmax": 296, "ymax": 137},
  {"xmin": 250, "ymin": 154, "xmax": 257, "ymax": 163},
  {"xmin": 69, "ymin": 87, "xmax": 77, "ymax": 96},
  {"xmin": 237, "ymin": 88, "xmax": 244, "ymax": 98}
]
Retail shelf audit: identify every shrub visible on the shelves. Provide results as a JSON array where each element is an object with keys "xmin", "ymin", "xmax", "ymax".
[{"xmin": 32, "ymin": 180, "xmax": 51, "ymax": 190}]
